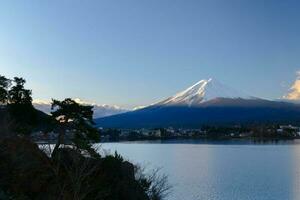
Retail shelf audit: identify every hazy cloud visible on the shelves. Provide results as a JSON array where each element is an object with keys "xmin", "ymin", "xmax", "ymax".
[{"xmin": 283, "ymin": 71, "xmax": 300, "ymax": 100}]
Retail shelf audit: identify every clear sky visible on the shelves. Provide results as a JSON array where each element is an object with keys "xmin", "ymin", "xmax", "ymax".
[{"xmin": 1, "ymin": 0, "xmax": 300, "ymax": 108}]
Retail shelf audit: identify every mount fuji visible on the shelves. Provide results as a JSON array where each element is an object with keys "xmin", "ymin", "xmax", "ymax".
[
  {"xmin": 156, "ymin": 78, "xmax": 252, "ymax": 106},
  {"xmin": 95, "ymin": 79, "xmax": 300, "ymax": 128}
]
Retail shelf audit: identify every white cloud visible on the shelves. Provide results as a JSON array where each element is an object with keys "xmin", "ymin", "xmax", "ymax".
[{"xmin": 283, "ymin": 71, "xmax": 300, "ymax": 100}]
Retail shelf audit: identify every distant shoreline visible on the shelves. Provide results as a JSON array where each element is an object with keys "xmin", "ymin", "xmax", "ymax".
[
  {"xmin": 34, "ymin": 136, "xmax": 300, "ymax": 145},
  {"xmin": 100, "ymin": 136, "xmax": 300, "ymax": 143}
]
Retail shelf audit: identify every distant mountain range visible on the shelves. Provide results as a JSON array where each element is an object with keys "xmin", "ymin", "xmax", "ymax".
[
  {"xmin": 33, "ymin": 98, "xmax": 128, "ymax": 119},
  {"xmin": 95, "ymin": 79, "xmax": 300, "ymax": 128}
]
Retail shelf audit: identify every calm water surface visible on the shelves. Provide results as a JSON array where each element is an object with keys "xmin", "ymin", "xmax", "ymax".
[{"xmin": 95, "ymin": 139, "xmax": 300, "ymax": 200}]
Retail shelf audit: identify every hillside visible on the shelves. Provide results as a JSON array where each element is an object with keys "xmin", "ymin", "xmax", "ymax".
[{"xmin": 0, "ymin": 106, "xmax": 52, "ymax": 137}]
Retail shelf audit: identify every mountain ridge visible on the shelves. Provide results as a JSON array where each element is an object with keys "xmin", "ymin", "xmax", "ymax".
[
  {"xmin": 33, "ymin": 99, "xmax": 129, "ymax": 118},
  {"xmin": 95, "ymin": 79, "xmax": 300, "ymax": 128}
]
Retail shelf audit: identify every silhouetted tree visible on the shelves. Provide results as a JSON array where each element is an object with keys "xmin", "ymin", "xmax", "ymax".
[
  {"xmin": 7, "ymin": 77, "xmax": 36, "ymax": 135},
  {"xmin": 51, "ymin": 98, "xmax": 99, "ymax": 157},
  {"xmin": 8, "ymin": 77, "xmax": 32, "ymax": 105},
  {"xmin": 0, "ymin": 75, "xmax": 11, "ymax": 105}
]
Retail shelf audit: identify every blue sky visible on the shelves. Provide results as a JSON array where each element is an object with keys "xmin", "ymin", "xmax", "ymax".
[{"xmin": 1, "ymin": 0, "xmax": 300, "ymax": 108}]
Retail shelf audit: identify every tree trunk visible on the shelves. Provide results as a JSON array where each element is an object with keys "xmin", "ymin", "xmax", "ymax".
[{"xmin": 51, "ymin": 127, "xmax": 64, "ymax": 157}]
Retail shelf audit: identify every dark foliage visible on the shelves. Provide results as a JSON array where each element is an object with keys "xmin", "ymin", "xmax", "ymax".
[
  {"xmin": 0, "ymin": 75, "xmax": 52, "ymax": 136},
  {"xmin": 0, "ymin": 74, "xmax": 169, "ymax": 200},
  {"xmin": 0, "ymin": 75, "xmax": 11, "ymax": 105},
  {"xmin": 8, "ymin": 77, "xmax": 32, "ymax": 105},
  {"xmin": 51, "ymin": 98, "xmax": 100, "ymax": 157},
  {"xmin": 0, "ymin": 138, "xmax": 167, "ymax": 200}
]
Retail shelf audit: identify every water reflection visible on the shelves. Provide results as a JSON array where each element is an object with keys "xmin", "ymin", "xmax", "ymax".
[
  {"xmin": 128, "ymin": 138, "xmax": 300, "ymax": 145},
  {"xmin": 292, "ymin": 145, "xmax": 300, "ymax": 199}
]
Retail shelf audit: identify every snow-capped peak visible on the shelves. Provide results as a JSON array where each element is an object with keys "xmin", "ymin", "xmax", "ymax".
[
  {"xmin": 33, "ymin": 98, "xmax": 129, "ymax": 118},
  {"xmin": 158, "ymin": 78, "xmax": 251, "ymax": 106}
]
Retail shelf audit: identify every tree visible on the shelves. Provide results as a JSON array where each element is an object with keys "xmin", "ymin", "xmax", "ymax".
[
  {"xmin": 8, "ymin": 77, "xmax": 32, "ymax": 105},
  {"xmin": 7, "ymin": 77, "xmax": 36, "ymax": 135},
  {"xmin": 0, "ymin": 75, "xmax": 11, "ymax": 105},
  {"xmin": 51, "ymin": 98, "xmax": 100, "ymax": 157}
]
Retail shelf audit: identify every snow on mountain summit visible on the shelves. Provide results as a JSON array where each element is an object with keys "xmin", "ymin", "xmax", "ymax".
[
  {"xmin": 158, "ymin": 78, "xmax": 251, "ymax": 106},
  {"xmin": 33, "ymin": 99, "xmax": 129, "ymax": 118}
]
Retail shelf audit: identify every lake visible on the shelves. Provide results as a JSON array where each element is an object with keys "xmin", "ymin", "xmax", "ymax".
[{"xmin": 96, "ymin": 139, "xmax": 300, "ymax": 200}]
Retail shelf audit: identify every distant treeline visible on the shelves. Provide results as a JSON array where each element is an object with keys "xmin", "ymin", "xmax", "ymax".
[{"xmin": 101, "ymin": 124, "xmax": 299, "ymax": 142}]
